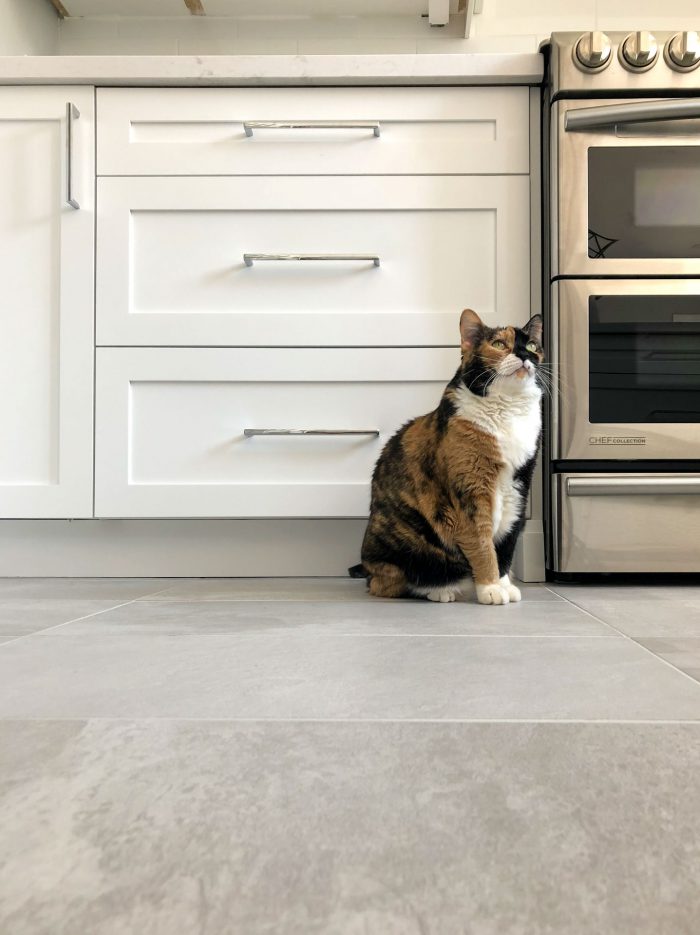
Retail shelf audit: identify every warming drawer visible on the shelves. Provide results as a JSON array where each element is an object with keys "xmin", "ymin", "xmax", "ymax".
[{"xmin": 552, "ymin": 472, "xmax": 700, "ymax": 573}]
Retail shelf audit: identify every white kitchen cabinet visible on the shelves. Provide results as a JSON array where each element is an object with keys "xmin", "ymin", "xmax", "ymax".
[
  {"xmin": 0, "ymin": 87, "xmax": 94, "ymax": 519},
  {"xmin": 95, "ymin": 347, "xmax": 457, "ymax": 518},
  {"xmin": 96, "ymin": 175, "xmax": 530, "ymax": 346},
  {"xmin": 97, "ymin": 87, "xmax": 529, "ymax": 177}
]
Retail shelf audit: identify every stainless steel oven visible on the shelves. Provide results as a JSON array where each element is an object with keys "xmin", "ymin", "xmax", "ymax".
[
  {"xmin": 544, "ymin": 31, "xmax": 700, "ymax": 575},
  {"xmin": 553, "ymin": 97, "xmax": 700, "ymax": 277},
  {"xmin": 553, "ymin": 279, "xmax": 700, "ymax": 461}
]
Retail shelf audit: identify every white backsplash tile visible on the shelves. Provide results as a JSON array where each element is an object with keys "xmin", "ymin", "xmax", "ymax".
[
  {"xmin": 60, "ymin": 35, "xmax": 179, "ymax": 55},
  {"xmin": 297, "ymin": 37, "xmax": 419, "ymax": 54},
  {"xmin": 66, "ymin": 0, "xmax": 187, "ymax": 15},
  {"xmin": 595, "ymin": 0, "xmax": 700, "ymax": 31},
  {"xmin": 177, "ymin": 37, "xmax": 299, "ymax": 55},
  {"xmin": 416, "ymin": 36, "xmax": 540, "ymax": 54},
  {"xmin": 473, "ymin": 0, "xmax": 597, "ymax": 37}
]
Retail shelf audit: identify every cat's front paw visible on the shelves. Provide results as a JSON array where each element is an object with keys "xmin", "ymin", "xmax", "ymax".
[
  {"xmin": 476, "ymin": 582, "xmax": 510, "ymax": 605},
  {"xmin": 499, "ymin": 575, "xmax": 522, "ymax": 603}
]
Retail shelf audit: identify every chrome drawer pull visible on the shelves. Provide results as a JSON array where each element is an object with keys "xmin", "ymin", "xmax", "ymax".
[
  {"xmin": 243, "ymin": 120, "xmax": 381, "ymax": 137},
  {"xmin": 566, "ymin": 476, "xmax": 700, "ymax": 496},
  {"xmin": 244, "ymin": 429, "xmax": 380, "ymax": 438},
  {"xmin": 243, "ymin": 253, "xmax": 380, "ymax": 267},
  {"xmin": 66, "ymin": 102, "xmax": 80, "ymax": 210}
]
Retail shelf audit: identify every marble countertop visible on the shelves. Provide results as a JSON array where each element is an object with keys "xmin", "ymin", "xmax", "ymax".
[{"xmin": 0, "ymin": 52, "xmax": 543, "ymax": 86}]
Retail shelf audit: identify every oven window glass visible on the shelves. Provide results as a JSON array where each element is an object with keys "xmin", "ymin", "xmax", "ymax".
[
  {"xmin": 588, "ymin": 147, "xmax": 700, "ymax": 259},
  {"xmin": 589, "ymin": 296, "xmax": 700, "ymax": 422}
]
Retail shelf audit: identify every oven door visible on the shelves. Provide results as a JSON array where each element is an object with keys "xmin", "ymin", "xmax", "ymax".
[
  {"xmin": 553, "ymin": 280, "xmax": 700, "ymax": 461},
  {"xmin": 553, "ymin": 97, "xmax": 700, "ymax": 276}
]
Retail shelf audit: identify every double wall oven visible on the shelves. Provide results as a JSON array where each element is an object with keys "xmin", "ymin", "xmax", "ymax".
[{"xmin": 545, "ymin": 32, "xmax": 700, "ymax": 574}]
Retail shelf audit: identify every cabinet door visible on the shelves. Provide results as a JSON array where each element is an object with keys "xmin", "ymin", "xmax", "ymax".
[
  {"xmin": 97, "ymin": 175, "xmax": 530, "ymax": 347},
  {"xmin": 0, "ymin": 87, "xmax": 94, "ymax": 518},
  {"xmin": 95, "ymin": 347, "xmax": 456, "ymax": 518}
]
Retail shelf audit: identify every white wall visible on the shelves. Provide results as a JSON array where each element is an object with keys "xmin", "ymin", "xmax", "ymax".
[
  {"xmin": 0, "ymin": 0, "xmax": 59, "ymax": 55},
  {"xmin": 56, "ymin": 0, "xmax": 700, "ymax": 56}
]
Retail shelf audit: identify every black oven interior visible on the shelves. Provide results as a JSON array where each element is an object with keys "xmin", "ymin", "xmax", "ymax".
[
  {"xmin": 588, "ymin": 146, "xmax": 700, "ymax": 259},
  {"xmin": 589, "ymin": 294, "xmax": 700, "ymax": 423}
]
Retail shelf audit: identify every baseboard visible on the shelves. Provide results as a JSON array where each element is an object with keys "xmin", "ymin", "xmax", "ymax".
[
  {"xmin": 0, "ymin": 519, "xmax": 366, "ymax": 577},
  {"xmin": 0, "ymin": 517, "xmax": 546, "ymax": 580},
  {"xmin": 512, "ymin": 521, "xmax": 546, "ymax": 582}
]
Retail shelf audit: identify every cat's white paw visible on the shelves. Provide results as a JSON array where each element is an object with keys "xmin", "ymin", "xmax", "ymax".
[
  {"xmin": 476, "ymin": 582, "xmax": 510, "ymax": 605},
  {"xmin": 425, "ymin": 588, "xmax": 456, "ymax": 603},
  {"xmin": 499, "ymin": 575, "xmax": 522, "ymax": 603}
]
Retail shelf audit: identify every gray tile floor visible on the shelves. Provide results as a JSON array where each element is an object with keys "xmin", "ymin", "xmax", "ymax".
[{"xmin": 1, "ymin": 578, "xmax": 700, "ymax": 934}]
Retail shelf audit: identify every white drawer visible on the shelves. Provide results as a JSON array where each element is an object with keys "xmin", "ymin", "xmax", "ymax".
[
  {"xmin": 96, "ymin": 175, "xmax": 529, "ymax": 347},
  {"xmin": 96, "ymin": 87, "xmax": 529, "ymax": 176},
  {"xmin": 95, "ymin": 347, "xmax": 455, "ymax": 519}
]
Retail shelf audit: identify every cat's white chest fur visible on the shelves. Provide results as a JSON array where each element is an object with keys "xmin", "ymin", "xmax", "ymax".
[{"xmin": 452, "ymin": 383, "xmax": 541, "ymax": 542}]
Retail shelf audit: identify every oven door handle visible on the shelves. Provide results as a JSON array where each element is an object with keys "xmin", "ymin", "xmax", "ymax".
[
  {"xmin": 565, "ymin": 98, "xmax": 700, "ymax": 131},
  {"xmin": 566, "ymin": 476, "xmax": 700, "ymax": 496}
]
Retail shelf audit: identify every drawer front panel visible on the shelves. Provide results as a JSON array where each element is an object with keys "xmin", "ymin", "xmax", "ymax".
[
  {"xmin": 97, "ymin": 87, "xmax": 529, "ymax": 177},
  {"xmin": 554, "ymin": 473, "xmax": 700, "ymax": 574},
  {"xmin": 95, "ymin": 348, "xmax": 456, "ymax": 518},
  {"xmin": 97, "ymin": 175, "xmax": 530, "ymax": 346}
]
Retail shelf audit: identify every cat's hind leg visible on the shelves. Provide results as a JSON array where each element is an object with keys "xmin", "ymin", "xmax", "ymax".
[{"xmin": 366, "ymin": 562, "xmax": 409, "ymax": 599}]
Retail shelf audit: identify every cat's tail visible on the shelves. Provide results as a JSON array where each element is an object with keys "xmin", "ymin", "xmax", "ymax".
[{"xmin": 348, "ymin": 563, "xmax": 369, "ymax": 579}]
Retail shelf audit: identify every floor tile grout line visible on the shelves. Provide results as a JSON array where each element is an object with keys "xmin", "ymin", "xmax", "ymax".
[
  {"xmin": 21, "ymin": 632, "xmax": 623, "ymax": 639},
  {"xmin": 2, "ymin": 716, "xmax": 700, "ymax": 724},
  {"xmin": 135, "ymin": 584, "xmax": 182, "ymax": 600},
  {"xmin": 556, "ymin": 595, "xmax": 700, "ymax": 689},
  {"xmin": 133, "ymin": 598, "xmax": 566, "ymax": 605},
  {"xmin": 0, "ymin": 598, "xmax": 142, "ymax": 650}
]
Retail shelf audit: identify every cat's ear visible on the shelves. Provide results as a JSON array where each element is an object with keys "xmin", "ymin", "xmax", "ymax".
[
  {"xmin": 524, "ymin": 314, "xmax": 543, "ymax": 345},
  {"xmin": 459, "ymin": 308, "xmax": 484, "ymax": 355}
]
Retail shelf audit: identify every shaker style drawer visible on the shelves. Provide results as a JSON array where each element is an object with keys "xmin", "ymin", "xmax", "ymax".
[
  {"xmin": 95, "ymin": 347, "xmax": 455, "ymax": 518},
  {"xmin": 553, "ymin": 473, "xmax": 700, "ymax": 574},
  {"xmin": 96, "ymin": 87, "xmax": 529, "ymax": 177},
  {"xmin": 96, "ymin": 175, "xmax": 529, "ymax": 346}
]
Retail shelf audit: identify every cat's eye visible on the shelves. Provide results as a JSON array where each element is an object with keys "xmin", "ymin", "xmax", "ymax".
[
  {"xmin": 491, "ymin": 340, "xmax": 507, "ymax": 350},
  {"xmin": 525, "ymin": 341, "xmax": 538, "ymax": 353}
]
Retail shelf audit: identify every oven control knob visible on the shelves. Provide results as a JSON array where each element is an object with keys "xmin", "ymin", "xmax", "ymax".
[
  {"xmin": 620, "ymin": 30, "xmax": 658, "ymax": 69},
  {"xmin": 574, "ymin": 31, "xmax": 612, "ymax": 70},
  {"xmin": 665, "ymin": 31, "xmax": 700, "ymax": 70}
]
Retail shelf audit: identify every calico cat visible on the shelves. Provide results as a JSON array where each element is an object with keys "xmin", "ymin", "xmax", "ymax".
[{"xmin": 349, "ymin": 308, "xmax": 544, "ymax": 605}]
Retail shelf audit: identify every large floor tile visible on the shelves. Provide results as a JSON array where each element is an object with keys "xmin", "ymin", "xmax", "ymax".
[
  {"xmin": 548, "ymin": 583, "xmax": 700, "ymax": 604},
  {"xmin": 560, "ymin": 599, "xmax": 700, "ymax": 638},
  {"xmin": 2, "ymin": 720, "xmax": 700, "ymax": 935},
  {"xmin": 145, "ymin": 577, "xmax": 372, "ymax": 602},
  {"xmin": 54, "ymin": 598, "xmax": 614, "ymax": 637},
  {"xmin": 0, "ymin": 633, "xmax": 698, "ymax": 720},
  {"xmin": 0, "ymin": 578, "xmax": 172, "ymax": 600},
  {"xmin": 0, "ymin": 600, "xmax": 122, "ymax": 637},
  {"xmin": 638, "ymin": 638, "xmax": 700, "ymax": 684},
  {"xmin": 145, "ymin": 577, "xmax": 563, "ymax": 603}
]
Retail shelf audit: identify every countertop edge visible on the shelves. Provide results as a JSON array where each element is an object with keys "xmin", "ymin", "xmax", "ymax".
[{"xmin": 0, "ymin": 53, "xmax": 544, "ymax": 86}]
